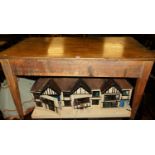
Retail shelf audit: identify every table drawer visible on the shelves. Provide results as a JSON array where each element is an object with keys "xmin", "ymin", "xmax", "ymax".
[{"xmin": 10, "ymin": 59, "xmax": 144, "ymax": 78}]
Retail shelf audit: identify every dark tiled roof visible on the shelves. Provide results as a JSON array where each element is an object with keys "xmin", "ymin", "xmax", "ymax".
[
  {"xmin": 114, "ymin": 79, "xmax": 133, "ymax": 89},
  {"xmin": 53, "ymin": 78, "xmax": 78, "ymax": 92},
  {"xmin": 31, "ymin": 78, "xmax": 51, "ymax": 92},
  {"xmin": 71, "ymin": 79, "xmax": 91, "ymax": 94},
  {"xmin": 31, "ymin": 78, "xmax": 61, "ymax": 95},
  {"xmin": 83, "ymin": 78, "xmax": 105, "ymax": 90},
  {"xmin": 101, "ymin": 79, "xmax": 122, "ymax": 93},
  {"xmin": 31, "ymin": 78, "xmax": 132, "ymax": 95}
]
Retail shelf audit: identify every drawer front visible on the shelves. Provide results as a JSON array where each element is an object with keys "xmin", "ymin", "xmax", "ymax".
[{"xmin": 10, "ymin": 58, "xmax": 144, "ymax": 78}]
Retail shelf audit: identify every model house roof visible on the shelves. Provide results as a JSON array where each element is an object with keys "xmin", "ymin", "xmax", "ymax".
[
  {"xmin": 71, "ymin": 79, "xmax": 91, "ymax": 94},
  {"xmin": 53, "ymin": 78, "xmax": 92, "ymax": 95},
  {"xmin": 101, "ymin": 79, "xmax": 133, "ymax": 93},
  {"xmin": 53, "ymin": 78, "xmax": 78, "ymax": 92},
  {"xmin": 31, "ymin": 78, "xmax": 132, "ymax": 95},
  {"xmin": 101, "ymin": 79, "xmax": 122, "ymax": 93},
  {"xmin": 114, "ymin": 79, "xmax": 133, "ymax": 89},
  {"xmin": 31, "ymin": 78, "xmax": 51, "ymax": 93},
  {"xmin": 83, "ymin": 78, "xmax": 105, "ymax": 90},
  {"xmin": 31, "ymin": 78, "xmax": 61, "ymax": 95}
]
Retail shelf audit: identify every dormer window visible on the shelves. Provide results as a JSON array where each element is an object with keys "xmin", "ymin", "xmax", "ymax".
[{"xmin": 92, "ymin": 91, "xmax": 100, "ymax": 97}]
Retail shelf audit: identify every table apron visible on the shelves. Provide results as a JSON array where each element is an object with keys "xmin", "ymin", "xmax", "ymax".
[{"xmin": 9, "ymin": 59, "xmax": 145, "ymax": 78}]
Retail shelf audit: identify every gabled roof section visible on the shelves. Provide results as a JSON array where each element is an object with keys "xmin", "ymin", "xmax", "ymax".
[
  {"xmin": 53, "ymin": 78, "xmax": 79, "ymax": 92},
  {"xmin": 71, "ymin": 79, "xmax": 91, "ymax": 94},
  {"xmin": 114, "ymin": 79, "xmax": 133, "ymax": 89},
  {"xmin": 101, "ymin": 79, "xmax": 122, "ymax": 93},
  {"xmin": 31, "ymin": 78, "xmax": 61, "ymax": 95},
  {"xmin": 31, "ymin": 78, "xmax": 51, "ymax": 93},
  {"xmin": 48, "ymin": 79, "xmax": 61, "ymax": 95},
  {"xmin": 31, "ymin": 78, "xmax": 132, "ymax": 96},
  {"xmin": 83, "ymin": 78, "xmax": 105, "ymax": 90}
]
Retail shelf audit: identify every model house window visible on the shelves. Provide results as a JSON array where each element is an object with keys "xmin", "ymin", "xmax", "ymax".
[
  {"xmin": 64, "ymin": 100, "xmax": 71, "ymax": 106},
  {"xmin": 122, "ymin": 90, "xmax": 130, "ymax": 96},
  {"xmin": 92, "ymin": 91, "xmax": 100, "ymax": 97},
  {"xmin": 74, "ymin": 97, "xmax": 90, "ymax": 105},
  {"xmin": 92, "ymin": 99, "xmax": 99, "ymax": 105},
  {"xmin": 103, "ymin": 102, "xmax": 117, "ymax": 108},
  {"xmin": 104, "ymin": 95, "xmax": 116, "ymax": 101},
  {"xmin": 41, "ymin": 98, "xmax": 55, "ymax": 111}
]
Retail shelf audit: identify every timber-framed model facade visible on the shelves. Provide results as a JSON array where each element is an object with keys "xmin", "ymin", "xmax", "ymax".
[{"xmin": 31, "ymin": 78, "xmax": 133, "ymax": 115}]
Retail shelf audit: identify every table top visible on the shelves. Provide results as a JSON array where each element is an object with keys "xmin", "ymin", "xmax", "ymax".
[{"xmin": 0, "ymin": 36, "xmax": 155, "ymax": 61}]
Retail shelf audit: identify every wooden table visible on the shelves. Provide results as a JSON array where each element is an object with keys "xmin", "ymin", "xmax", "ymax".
[{"xmin": 0, "ymin": 36, "xmax": 155, "ymax": 119}]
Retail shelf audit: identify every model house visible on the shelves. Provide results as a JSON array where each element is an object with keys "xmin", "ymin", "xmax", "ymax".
[
  {"xmin": 31, "ymin": 78, "xmax": 133, "ymax": 112},
  {"xmin": 102, "ymin": 79, "xmax": 133, "ymax": 108}
]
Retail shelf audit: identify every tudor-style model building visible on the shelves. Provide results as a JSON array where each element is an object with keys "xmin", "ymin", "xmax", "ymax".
[
  {"xmin": 101, "ymin": 79, "xmax": 133, "ymax": 108},
  {"xmin": 31, "ymin": 78, "xmax": 133, "ymax": 112},
  {"xmin": 31, "ymin": 78, "xmax": 61, "ymax": 111}
]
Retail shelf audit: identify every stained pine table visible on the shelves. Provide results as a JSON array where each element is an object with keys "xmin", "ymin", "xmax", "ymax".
[{"xmin": 0, "ymin": 37, "xmax": 155, "ymax": 119}]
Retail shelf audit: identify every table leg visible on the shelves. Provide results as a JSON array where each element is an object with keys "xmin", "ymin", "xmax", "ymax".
[
  {"xmin": 1, "ymin": 60, "xmax": 24, "ymax": 119},
  {"xmin": 131, "ymin": 61, "xmax": 154, "ymax": 119}
]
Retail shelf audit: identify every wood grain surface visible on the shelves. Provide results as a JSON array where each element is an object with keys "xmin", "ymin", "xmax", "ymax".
[{"xmin": 0, "ymin": 37, "xmax": 155, "ymax": 60}]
